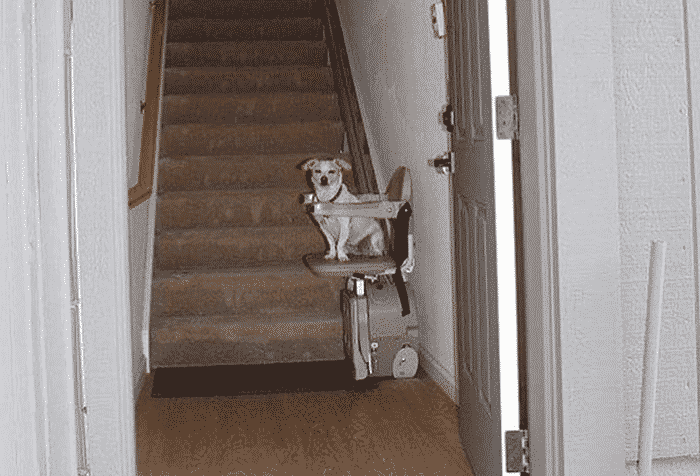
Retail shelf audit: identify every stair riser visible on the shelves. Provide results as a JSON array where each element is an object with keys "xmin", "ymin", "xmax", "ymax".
[
  {"xmin": 157, "ymin": 153, "xmax": 354, "ymax": 192},
  {"xmin": 164, "ymin": 66, "xmax": 334, "ymax": 95},
  {"xmin": 151, "ymin": 335, "xmax": 344, "ymax": 368},
  {"xmin": 166, "ymin": 41, "xmax": 326, "ymax": 68},
  {"xmin": 150, "ymin": 273, "xmax": 343, "ymax": 318},
  {"xmin": 167, "ymin": 18, "xmax": 323, "ymax": 43},
  {"xmin": 162, "ymin": 93, "xmax": 339, "ymax": 125},
  {"xmin": 168, "ymin": 0, "xmax": 318, "ymax": 21},
  {"xmin": 160, "ymin": 121, "xmax": 344, "ymax": 156},
  {"xmin": 154, "ymin": 227, "xmax": 326, "ymax": 270},
  {"xmin": 156, "ymin": 189, "xmax": 313, "ymax": 230}
]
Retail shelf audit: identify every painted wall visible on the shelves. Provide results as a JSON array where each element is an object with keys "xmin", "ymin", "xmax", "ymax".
[
  {"xmin": 547, "ymin": 1, "xmax": 626, "ymax": 473},
  {"xmin": 125, "ymin": 0, "xmax": 152, "ymax": 395},
  {"xmin": 335, "ymin": 0, "xmax": 458, "ymax": 401},
  {"xmin": 611, "ymin": 0, "xmax": 700, "ymax": 472}
]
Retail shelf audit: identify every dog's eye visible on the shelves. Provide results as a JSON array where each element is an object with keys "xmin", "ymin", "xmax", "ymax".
[
  {"xmin": 314, "ymin": 170, "xmax": 321, "ymax": 173},
  {"xmin": 329, "ymin": 171, "xmax": 336, "ymax": 174}
]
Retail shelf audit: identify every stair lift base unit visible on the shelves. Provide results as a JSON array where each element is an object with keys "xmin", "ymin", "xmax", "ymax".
[{"xmin": 341, "ymin": 280, "xmax": 419, "ymax": 380}]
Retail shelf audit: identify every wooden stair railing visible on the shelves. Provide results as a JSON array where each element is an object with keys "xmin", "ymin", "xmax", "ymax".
[
  {"xmin": 128, "ymin": 0, "xmax": 168, "ymax": 209},
  {"xmin": 320, "ymin": 0, "xmax": 380, "ymax": 196}
]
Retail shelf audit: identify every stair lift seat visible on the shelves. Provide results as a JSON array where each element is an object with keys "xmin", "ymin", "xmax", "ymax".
[{"xmin": 301, "ymin": 166, "xmax": 419, "ymax": 381}]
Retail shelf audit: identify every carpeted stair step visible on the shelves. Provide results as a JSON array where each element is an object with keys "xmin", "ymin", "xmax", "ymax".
[
  {"xmin": 168, "ymin": 0, "xmax": 319, "ymax": 21},
  {"xmin": 162, "ymin": 92, "xmax": 340, "ymax": 125},
  {"xmin": 150, "ymin": 262, "xmax": 345, "ymax": 318},
  {"xmin": 149, "ymin": 308, "xmax": 345, "ymax": 368},
  {"xmin": 154, "ymin": 225, "xmax": 326, "ymax": 271},
  {"xmin": 160, "ymin": 120, "xmax": 344, "ymax": 156},
  {"xmin": 157, "ymin": 153, "xmax": 353, "ymax": 192},
  {"xmin": 167, "ymin": 18, "xmax": 323, "ymax": 43},
  {"xmin": 164, "ymin": 66, "xmax": 334, "ymax": 95},
  {"xmin": 155, "ymin": 188, "xmax": 314, "ymax": 231},
  {"xmin": 166, "ymin": 40, "xmax": 327, "ymax": 68}
]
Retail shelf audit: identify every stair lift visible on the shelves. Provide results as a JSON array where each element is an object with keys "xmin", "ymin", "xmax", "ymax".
[{"xmin": 302, "ymin": 166, "xmax": 419, "ymax": 380}]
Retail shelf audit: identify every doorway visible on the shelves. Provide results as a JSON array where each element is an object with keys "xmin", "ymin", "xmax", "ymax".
[{"xmin": 67, "ymin": 0, "xmax": 548, "ymax": 474}]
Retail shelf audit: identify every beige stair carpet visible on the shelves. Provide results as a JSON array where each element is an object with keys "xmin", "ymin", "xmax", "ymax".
[{"xmin": 150, "ymin": 0, "xmax": 351, "ymax": 368}]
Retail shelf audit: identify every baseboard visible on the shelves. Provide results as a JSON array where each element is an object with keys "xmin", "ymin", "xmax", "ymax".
[
  {"xmin": 418, "ymin": 345, "xmax": 457, "ymax": 404},
  {"xmin": 626, "ymin": 455, "xmax": 700, "ymax": 475},
  {"xmin": 134, "ymin": 353, "xmax": 147, "ymax": 404}
]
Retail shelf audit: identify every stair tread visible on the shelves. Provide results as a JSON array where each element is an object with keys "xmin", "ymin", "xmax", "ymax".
[
  {"xmin": 157, "ymin": 185, "xmax": 310, "ymax": 197},
  {"xmin": 166, "ymin": 40, "xmax": 327, "ymax": 68},
  {"xmin": 167, "ymin": 39, "xmax": 326, "ymax": 46},
  {"xmin": 164, "ymin": 65, "xmax": 331, "ymax": 74},
  {"xmin": 162, "ymin": 119, "xmax": 342, "ymax": 129},
  {"xmin": 151, "ymin": 307, "xmax": 342, "ymax": 329},
  {"xmin": 167, "ymin": 17, "xmax": 323, "ymax": 43},
  {"xmin": 152, "ymin": 259, "xmax": 332, "ymax": 282},
  {"xmin": 163, "ymin": 66, "xmax": 334, "ymax": 95},
  {"xmin": 168, "ymin": 0, "xmax": 319, "ymax": 21},
  {"xmin": 157, "ymin": 223, "xmax": 318, "ymax": 236},
  {"xmin": 161, "ymin": 91, "xmax": 340, "ymax": 126},
  {"xmin": 159, "ymin": 151, "xmax": 347, "ymax": 161},
  {"xmin": 163, "ymin": 91, "xmax": 336, "ymax": 99}
]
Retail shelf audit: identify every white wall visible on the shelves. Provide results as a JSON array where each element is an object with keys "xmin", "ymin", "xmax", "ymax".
[
  {"xmin": 335, "ymin": 0, "xmax": 458, "ymax": 401},
  {"xmin": 124, "ymin": 0, "xmax": 153, "ymax": 395},
  {"xmin": 612, "ymin": 0, "xmax": 700, "ymax": 470},
  {"xmin": 548, "ymin": 1, "xmax": 626, "ymax": 473}
]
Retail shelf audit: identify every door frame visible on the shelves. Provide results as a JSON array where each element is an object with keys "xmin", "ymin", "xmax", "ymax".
[
  {"xmin": 5, "ymin": 0, "xmax": 565, "ymax": 474},
  {"xmin": 509, "ymin": 0, "xmax": 564, "ymax": 474}
]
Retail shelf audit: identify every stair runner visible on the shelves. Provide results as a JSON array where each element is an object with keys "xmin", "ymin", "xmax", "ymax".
[{"xmin": 150, "ymin": 0, "xmax": 350, "ymax": 368}]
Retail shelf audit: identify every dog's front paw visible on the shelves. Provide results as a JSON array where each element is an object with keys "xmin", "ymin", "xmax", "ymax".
[
  {"xmin": 337, "ymin": 252, "xmax": 350, "ymax": 262},
  {"xmin": 324, "ymin": 251, "xmax": 337, "ymax": 260}
]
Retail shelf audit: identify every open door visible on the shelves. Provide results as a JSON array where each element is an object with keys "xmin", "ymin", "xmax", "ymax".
[{"xmin": 446, "ymin": 0, "xmax": 503, "ymax": 474}]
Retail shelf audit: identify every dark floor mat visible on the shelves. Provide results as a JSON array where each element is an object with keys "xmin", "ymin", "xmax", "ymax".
[{"xmin": 151, "ymin": 360, "xmax": 389, "ymax": 398}]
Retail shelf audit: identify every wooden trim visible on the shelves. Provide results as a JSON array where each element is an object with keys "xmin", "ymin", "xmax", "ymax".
[
  {"xmin": 320, "ymin": 0, "xmax": 379, "ymax": 195},
  {"xmin": 128, "ymin": 0, "xmax": 167, "ymax": 209},
  {"xmin": 513, "ymin": 0, "xmax": 564, "ymax": 474}
]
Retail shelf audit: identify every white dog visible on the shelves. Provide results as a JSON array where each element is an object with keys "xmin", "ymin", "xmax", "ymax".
[{"xmin": 301, "ymin": 155, "xmax": 385, "ymax": 262}]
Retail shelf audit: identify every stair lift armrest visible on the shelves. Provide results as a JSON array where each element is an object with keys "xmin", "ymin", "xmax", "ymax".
[{"xmin": 305, "ymin": 200, "xmax": 407, "ymax": 219}]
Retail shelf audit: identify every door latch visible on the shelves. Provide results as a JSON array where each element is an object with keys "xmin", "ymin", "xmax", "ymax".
[
  {"xmin": 429, "ymin": 152, "xmax": 453, "ymax": 175},
  {"xmin": 441, "ymin": 104, "xmax": 454, "ymax": 133}
]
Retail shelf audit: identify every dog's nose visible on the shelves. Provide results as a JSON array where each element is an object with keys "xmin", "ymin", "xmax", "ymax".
[{"xmin": 320, "ymin": 176, "xmax": 328, "ymax": 186}]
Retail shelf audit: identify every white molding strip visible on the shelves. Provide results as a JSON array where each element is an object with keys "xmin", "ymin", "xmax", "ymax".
[
  {"xmin": 626, "ymin": 456, "xmax": 700, "ymax": 476},
  {"xmin": 682, "ymin": 0, "xmax": 700, "ymax": 456},
  {"xmin": 419, "ymin": 344, "xmax": 458, "ymax": 404},
  {"xmin": 512, "ymin": 0, "xmax": 564, "ymax": 474},
  {"xmin": 72, "ymin": 0, "xmax": 136, "ymax": 472}
]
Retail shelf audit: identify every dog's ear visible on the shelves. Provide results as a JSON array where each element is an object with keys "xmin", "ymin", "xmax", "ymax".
[
  {"xmin": 299, "ymin": 157, "xmax": 318, "ymax": 171},
  {"xmin": 335, "ymin": 158, "xmax": 352, "ymax": 170}
]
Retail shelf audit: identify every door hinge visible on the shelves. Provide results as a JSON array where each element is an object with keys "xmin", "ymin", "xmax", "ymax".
[
  {"xmin": 78, "ymin": 469, "xmax": 90, "ymax": 476},
  {"xmin": 496, "ymin": 95, "xmax": 519, "ymax": 140},
  {"xmin": 505, "ymin": 429, "xmax": 530, "ymax": 473},
  {"xmin": 430, "ymin": 151, "xmax": 453, "ymax": 175}
]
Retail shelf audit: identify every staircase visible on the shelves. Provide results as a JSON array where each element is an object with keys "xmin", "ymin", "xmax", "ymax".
[{"xmin": 149, "ymin": 0, "xmax": 352, "ymax": 368}]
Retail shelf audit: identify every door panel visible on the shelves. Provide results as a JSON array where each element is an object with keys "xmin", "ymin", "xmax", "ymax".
[{"xmin": 447, "ymin": 0, "xmax": 502, "ymax": 474}]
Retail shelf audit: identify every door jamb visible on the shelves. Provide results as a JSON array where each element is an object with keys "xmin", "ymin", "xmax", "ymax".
[{"xmin": 510, "ymin": 0, "xmax": 565, "ymax": 474}]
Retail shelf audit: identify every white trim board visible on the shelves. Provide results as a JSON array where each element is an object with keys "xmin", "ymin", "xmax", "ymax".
[
  {"xmin": 72, "ymin": 0, "xmax": 137, "ymax": 472},
  {"xmin": 1, "ymin": 0, "xmax": 80, "ymax": 474},
  {"xmin": 626, "ymin": 456, "xmax": 700, "ymax": 476},
  {"xmin": 419, "ymin": 345, "xmax": 457, "ymax": 404}
]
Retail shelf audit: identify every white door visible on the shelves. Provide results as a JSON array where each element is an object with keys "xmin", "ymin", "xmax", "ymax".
[{"xmin": 446, "ymin": 0, "xmax": 503, "ymax": 474}]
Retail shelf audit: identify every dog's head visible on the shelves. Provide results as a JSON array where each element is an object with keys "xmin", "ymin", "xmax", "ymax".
[{"xmin": 300, "ymin": 155, "xmax": 351, "ymax": 190}]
